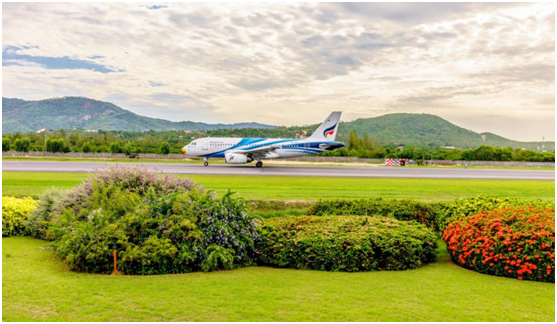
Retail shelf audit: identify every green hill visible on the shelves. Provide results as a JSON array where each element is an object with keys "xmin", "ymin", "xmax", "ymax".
[
  {"xmin": 1, "ymin": 97, "xmax": 273, "ymax": 133},
  {"xmin": 337, "ymin": 113, "xmax": 553, "ymax": 151},
  {"xmin": 2, "ymin": 97, "xmax": 553, "ymax": 151}
]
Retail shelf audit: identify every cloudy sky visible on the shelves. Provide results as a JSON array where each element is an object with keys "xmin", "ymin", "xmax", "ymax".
[{"xmin": 2, "ymin": 2, "xmax": 555, "ymax": 141}]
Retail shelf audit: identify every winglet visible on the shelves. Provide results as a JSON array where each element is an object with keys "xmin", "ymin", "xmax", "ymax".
[{"xmin": 308, "ymin": 111, "xmax": 342, "ymax": 141}]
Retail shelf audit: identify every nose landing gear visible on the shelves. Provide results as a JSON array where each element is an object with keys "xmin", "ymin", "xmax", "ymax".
[{"xmin": 204, "ymin": 158, "xmax": 209, "ymax": 167}]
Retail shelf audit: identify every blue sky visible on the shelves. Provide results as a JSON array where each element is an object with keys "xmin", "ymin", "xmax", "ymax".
[
  {"xmin": 2, "ymin": 2, "xmax": 555, "ymax": 141},
  {"xmin": 3, "ymin": 46, "xmax": 115, "ymax": 73}
]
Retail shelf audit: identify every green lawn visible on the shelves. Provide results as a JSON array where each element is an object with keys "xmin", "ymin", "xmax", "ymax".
[
  {"xmin": 2, "ymin": 237, "xmax": 554, "ymax": 321},
  {"xmin": 2, "ymin": 171, "xmax": 555, "ymax": 201},
  {"xmin": 3, "ymin": 156, "xmax": 554, "ymax": 170},
  {"xmin": 1, "ymin": 156, "xmax": 373, "ymax": 167},
  {"xmin": 2, "ymin": 171, "xmax": 555, "ymax": 321}
]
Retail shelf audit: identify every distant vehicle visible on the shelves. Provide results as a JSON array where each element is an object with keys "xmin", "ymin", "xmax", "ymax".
[
  {"xmin": 128, "ymin": 153, "xmax": 140, "ymax": 159},
  {"xmin": 181, "ymin": 112, "xmax": 345, "ymax": 167}
]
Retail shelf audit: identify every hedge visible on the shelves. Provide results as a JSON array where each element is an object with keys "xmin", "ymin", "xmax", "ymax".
[
  {"xmin": 257, "ymin": 215, "xmax": 437, "ymax": 272},
  {"xmin": 443, "ymin": 207, "xmax": 555, "ymax": 282},
  {"xmin": 2, "ymin": 196, "xmax": 37, "ymax": 237},
  {"xmin": 307, "ymin": 198, "xmax": 440, "ymax": 230}
]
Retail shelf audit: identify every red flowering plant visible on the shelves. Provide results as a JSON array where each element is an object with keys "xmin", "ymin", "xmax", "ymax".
[{"xmin": 443, "ymin": 207, "xmax": 555, "ymax": 283}]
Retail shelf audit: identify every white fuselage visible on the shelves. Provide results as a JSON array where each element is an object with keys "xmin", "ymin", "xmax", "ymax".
[
  {"xmin": 182, "ymin": 137, "xmax": 345, "ymax": 162},
  {"xmin": 182, "ymin": 111, "xmax": 344, "ymax": 165}
]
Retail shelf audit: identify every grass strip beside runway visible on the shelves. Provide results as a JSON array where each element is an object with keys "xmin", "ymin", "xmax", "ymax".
[
  {"xmin": 3, "ymin": 156, "xmax": 554, "ymax": 169},
  {"xmin": 2, "ymin": 171, "xmax": 554, "ymax": 201}
]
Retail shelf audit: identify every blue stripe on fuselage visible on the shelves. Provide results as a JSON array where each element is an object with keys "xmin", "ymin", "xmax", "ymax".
[
  {"xmin": 201, "ymin": 138, "xmax": 344, "ymax": 158},
  {"xmin": 239, "ymin": 139, "xmax": 295, "ymax": 151},
  {"xmin": 282, "ymin": 148, "xmax": 323, "ymax": 154},
  {"xmin": 201, "ymin": 138, "xmax": 267, "ymax": 158}
]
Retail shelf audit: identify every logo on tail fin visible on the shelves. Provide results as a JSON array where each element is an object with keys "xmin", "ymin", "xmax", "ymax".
[{"xmin": 323, "ymin": 123, "xmax": 337, "ymax": 138}]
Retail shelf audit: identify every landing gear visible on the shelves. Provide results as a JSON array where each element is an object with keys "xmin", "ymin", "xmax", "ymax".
[
  {"xmin": 256, "ymin": 161, "xmax": 263, "ymax": 168},
  {"xmin": 204, "ymin": 158, "xmax": 209, "ymax": 167}
]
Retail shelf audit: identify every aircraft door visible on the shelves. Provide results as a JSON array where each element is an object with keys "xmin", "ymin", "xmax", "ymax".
[{"xmin": 202, "ymin": 140, "xmax": 208, "ymax": 150}]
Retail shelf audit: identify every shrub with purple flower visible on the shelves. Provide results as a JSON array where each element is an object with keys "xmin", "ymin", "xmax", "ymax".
[
  {"xmin": 46, "ymin": 165, "xmax": 259, "ymax": 275},
  {"xmin": 58, "ymin": 164, "xmax": 201, "ymax": 216}
]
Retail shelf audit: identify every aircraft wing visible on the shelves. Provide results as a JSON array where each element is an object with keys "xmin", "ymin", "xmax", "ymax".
[{"xmin": 227, "ymin": 145, "xmax": 278, "ymax": 158}]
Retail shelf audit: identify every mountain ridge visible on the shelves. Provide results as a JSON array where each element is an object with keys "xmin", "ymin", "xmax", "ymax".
[
  {"xmin": 2, "ymin": 96, "xmax": 274, "ymax": 133},
  {"xmin": 338, "ymin": 113, "xmax": 553, "ymax": 150},
  {"xmin": 2, "ymin": 96, "xmax": 553, "ymax": 151}
]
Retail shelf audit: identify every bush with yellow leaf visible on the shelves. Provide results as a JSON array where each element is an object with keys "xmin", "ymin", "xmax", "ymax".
[{"xmin": 2, "ymin": 196, "xmax": 37, "ymax": 237}]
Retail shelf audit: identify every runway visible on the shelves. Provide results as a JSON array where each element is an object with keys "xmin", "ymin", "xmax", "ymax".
[{"xmin": 2, "ymin": 161, "xmax": 554, "ymax": 180}]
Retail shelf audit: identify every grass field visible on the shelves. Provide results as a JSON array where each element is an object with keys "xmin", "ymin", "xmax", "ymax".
[
  {"xmin": 2, "ymin": 171, "xmax": 555, "ymax": 201},
  {"xmin": 2, "ymin": 169, "xmax": 555, "ymax": 321},
  {"xmin": 3, "ymin": 156, "xmax": 554, "ymax": 169},
  {"xmin": 2, "ymin": 156, "xmax": 380, "ymax": 167},
  {"xmin": 2, "ymin": 237, "xmax": 554, "ymax": 321}
]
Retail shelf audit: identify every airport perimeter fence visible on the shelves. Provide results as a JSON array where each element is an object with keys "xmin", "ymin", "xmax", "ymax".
[
  {"xmin": 2, "ymin": 151, "xmax": 555, "ymax": 167},
  {"xmin": 423, "ymin": 160, "xmax": 555, "ymax": 167}
]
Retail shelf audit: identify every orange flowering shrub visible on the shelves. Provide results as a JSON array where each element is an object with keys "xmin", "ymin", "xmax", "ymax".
[{"xmin": 443, "ymin": 207, "xmax": 555, "ymax": 283}]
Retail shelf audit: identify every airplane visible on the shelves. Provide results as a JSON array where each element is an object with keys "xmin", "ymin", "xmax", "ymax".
[{"xmin": 181, "ymin": 111, "xmax": 345, "ymax": 167}]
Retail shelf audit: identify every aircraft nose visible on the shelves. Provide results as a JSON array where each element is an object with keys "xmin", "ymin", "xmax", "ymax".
[{"xmin": 181, "ymin": 147, "xmax": 186, "ymax": 154}]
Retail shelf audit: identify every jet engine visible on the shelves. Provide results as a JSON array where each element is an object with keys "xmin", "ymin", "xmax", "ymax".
[{"xmin": 224, "ymin": 152, "xmax": 252, "ymax": 164}]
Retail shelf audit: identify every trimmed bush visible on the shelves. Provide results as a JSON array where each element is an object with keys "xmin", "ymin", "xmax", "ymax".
[
  {"xmin": 109, "ymin": 142, "xmax": 122, "ymax": 154},
  {"xmin": 46, "ymin": 138, "xmax": 67, "ymax": 153},
  {"xmin": 160, "ymin": 141, "xmax": 170, "ymax": 155},
  {"xmin": 249, "ymin": 200, "xmax": 313, "ymax": 219},
  {"xmin": 2, "ymin": 137, "xmax": 11, "ymax": 151},
  {"xmin": 436, "ymin": 196, "xmax": 555, "ymax": 232},
  {"xmin": 257, "ymin": 216, "xmax": 437, "ymax": 272},
  {"xmin": 81, "ymin": 142, "xmax": 92, "ymax": 153},
  {"xmin": 443, "ymin": 207, "xmax": 555, "ymax": 282},
  {"xmin": 2, "ymin": 196, "xmax": 37, "ymax": 237},
  {"xmin": 46, "ymin": 166, "xmax": 259, "ymax": 275},
  {"xmin": 14, "ymin": 138, "xmax": 30, "ymax": 152},
  {"xmin": 25, "ymin": 187, "xmax": 68, "ymax": 239},
  {"xmin": 307, "ymin": 198, "xmax": 440, "ymax": 230}
]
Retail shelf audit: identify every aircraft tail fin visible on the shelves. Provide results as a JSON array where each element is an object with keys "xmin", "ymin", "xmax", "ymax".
[{"xmin": 308, "ymin": 111, "xmax": 342, "ymax": 141}]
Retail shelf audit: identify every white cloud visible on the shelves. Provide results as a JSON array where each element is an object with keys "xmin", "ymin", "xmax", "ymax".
[{"xmin": 2, "ymin": 2, "xmax": 554, "ymax": 141}]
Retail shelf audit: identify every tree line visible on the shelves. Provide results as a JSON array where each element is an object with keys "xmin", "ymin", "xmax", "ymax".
[
  {"xmin": 2, "ymin": 129, "xmax": 191, "ymax": 155},
  {"xmin": 2, "ymin": 129, "xmax": 554, "ymax": 162},
  {"xmin": 320, "ymin": 130, "xmax": 554, "ymax": 162}
]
